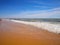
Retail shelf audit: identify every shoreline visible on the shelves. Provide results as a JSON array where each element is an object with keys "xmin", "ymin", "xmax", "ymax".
[
  {"xmin": 0, "ymin": 19, "xmax": 60, "ymax": 45},
  {"xmin": 10, "ymin": 20, "xmax": 60, "ymax": 34}
]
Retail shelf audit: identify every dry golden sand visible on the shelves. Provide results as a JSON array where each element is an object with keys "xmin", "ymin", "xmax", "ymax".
[{"xmin": 0, "ymin": 20, "xmax": 60, "ymax": 45}]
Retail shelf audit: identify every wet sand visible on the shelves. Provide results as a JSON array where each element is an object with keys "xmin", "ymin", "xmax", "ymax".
[{"xmin": 0, "ymin": 20, "xmax": 60, "ymax": 45}]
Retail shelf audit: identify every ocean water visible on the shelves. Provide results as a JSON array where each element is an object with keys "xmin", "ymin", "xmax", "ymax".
[
  {"xmin": 10, "ymin": 18, "xmax": 60, "ymax": 24},
  {"xmin": 10, "ymin": 18, "xmax": 60, "ymax": 34},
  {"xmin": 9, "ymin": 18, "xmax": 60, "ymax": 21}
]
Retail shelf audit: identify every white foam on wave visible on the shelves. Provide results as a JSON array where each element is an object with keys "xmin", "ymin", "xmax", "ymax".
[{"xmin": 10, "ymin": 20, "xmax": 60, "ymax": 34}]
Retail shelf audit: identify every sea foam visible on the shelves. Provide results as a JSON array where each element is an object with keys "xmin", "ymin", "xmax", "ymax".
[{"xmin": 10, "ymin": 20, "xmax": 60, "ymax": 34}]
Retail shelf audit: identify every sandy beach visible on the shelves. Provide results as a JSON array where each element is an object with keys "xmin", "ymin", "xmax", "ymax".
[{"xmin": 0, "ymin": 19, "xmax": 60, "ymax": 45}]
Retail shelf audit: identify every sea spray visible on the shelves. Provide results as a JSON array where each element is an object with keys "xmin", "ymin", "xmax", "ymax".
[{"xmin": 10, "ymin": 20, "xmax": 60, "ymax": 34}]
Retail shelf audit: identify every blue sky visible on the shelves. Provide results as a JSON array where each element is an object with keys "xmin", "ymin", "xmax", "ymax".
[{"xmin": 0, "ymin": 0, "xmax": 60, "ymax": 18}]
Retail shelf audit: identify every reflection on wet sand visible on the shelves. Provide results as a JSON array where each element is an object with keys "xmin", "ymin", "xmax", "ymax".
[{"xmin": 0, "ymin": 19, "xmax": 60, "ymax": 45}]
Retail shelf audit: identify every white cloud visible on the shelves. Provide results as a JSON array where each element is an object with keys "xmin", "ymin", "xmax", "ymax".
[
  {"xmin": 30, "ymin": 0, "xmax": 60, "ymax": 5},
  {"xmin": 3, "ymin": 7, "xmax": 60, "ymax": 18},
  {"xmin": 16, "ymin": 7, "xmax": 60, "ymax": 18},
  {"xmin": 33, "ymin": 6, "xmax": 50, "ymax": 9}
]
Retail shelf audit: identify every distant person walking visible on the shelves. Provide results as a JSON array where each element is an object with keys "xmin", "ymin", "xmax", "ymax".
[
  {"xmin": 0, "ymin": 19, "xmax": 2, "ymax": 31},
  {"xmin": 0, "ymin": 19, "xmax": 2, "ymax": 24},
  {"xmin": 0, "ymin": 19, "xmax": 2, "ymax": 21}
]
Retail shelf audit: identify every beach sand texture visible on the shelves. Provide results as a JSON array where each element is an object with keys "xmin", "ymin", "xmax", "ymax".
[{"xmin": 0, "ymin": 19, "xmax": 60, "ymax": 45}]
